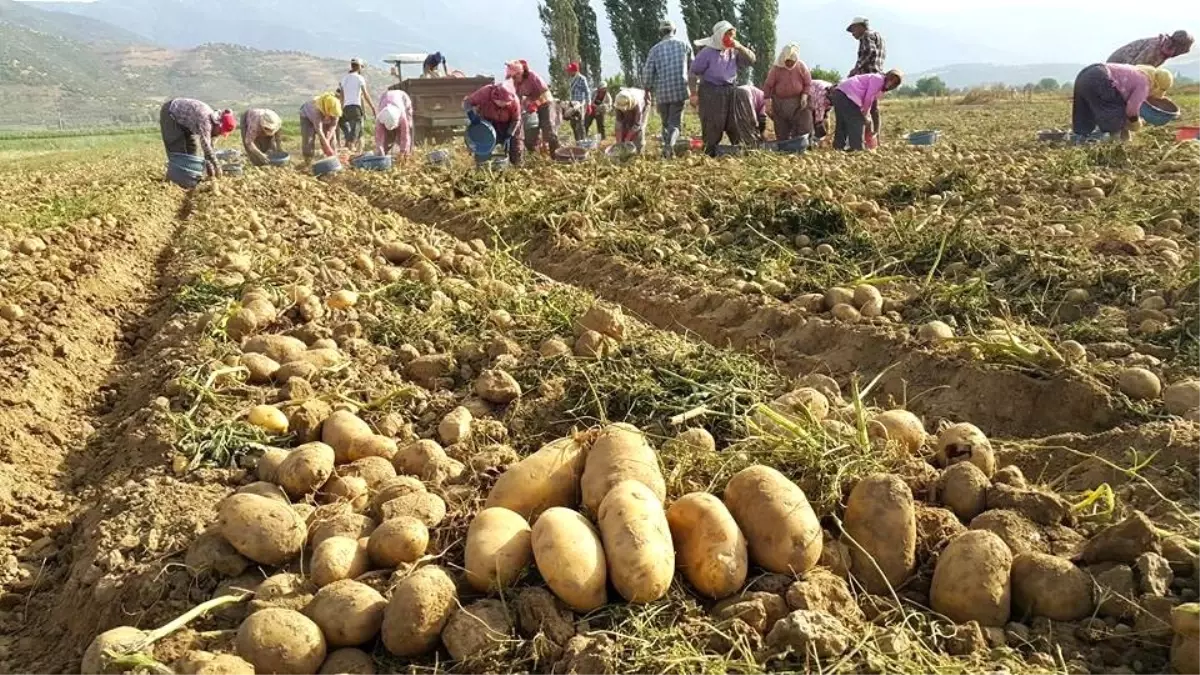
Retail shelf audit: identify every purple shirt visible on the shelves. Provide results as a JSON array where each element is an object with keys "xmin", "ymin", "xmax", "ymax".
[
  {"xmin": 836, "ymin": 73, "xmax": 887, "ymax": 114},
  {"xmin": 690, "ymin": 46, "xmax": 747, "ymax": 86},
  {"xmin": 1105, "ymin": 63, "xmax": 1151, "ymax": 118}
]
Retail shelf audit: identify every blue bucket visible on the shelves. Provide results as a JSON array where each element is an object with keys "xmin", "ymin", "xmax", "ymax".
[
  {"xmin": 774, "ymin": 135, "xmax": 810, "ymax": 154},
  {"xmin": 215, "ymin": 149, "xmax": 240, "ymax": 162},
  {"xmin": 465, "ymin": 121, "xmax": 497, "ymax": 157},
  {"xmin": 1141, "ymin": 98, "xmax": 1180, "ymax": 127},
  {"xmin": 312, "ymin": 156, "xmax": 342, "ymax": 177},
  {"xmin": 166, "ymin": 163, "xmax": 203, "ymax": 189},
  {"xmin": 168, "ymin": 152, "xmax": 205, "ymax": 173},
  {"xmin": 267, "ymin": 151, "xmax": 291, "ymax": 167},
  {"xmin": 351, "ymin": 154, "xmax": 394, "ymax": 171},
  {"xmin": 908, "ymin": 130, "xmax": 940, "ymax": 146},
  {"xmin": 577, "ymin": 138, "xmax": 599, "ymax": 150},
  {"xmin": 221, "ymin": 163, "xmax": 244, "ymax": 177}
]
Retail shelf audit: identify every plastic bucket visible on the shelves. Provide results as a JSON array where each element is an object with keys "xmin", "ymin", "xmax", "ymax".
[
  {"xmin": 1176, "ymin": 126, "xmax": 1200, "ymax": 142},
  {"xmin": 775, "ymin": 135, "xmax": 810, "ymax": 154},
  {"xmin": 577, "ymin": 138, "xmax": 599, "ymax": 150},
  {"xmin": 168, "ymin": 152, "xmax": 205, "ymax": 172},
  {"xmin": 221, "ymin": 163, "xmax": 244, "ymax": 177},
  {"xmin": 553, "ymin": 147, "xmax": 589, "ymax": 163},
  {"xmin": 215, "ymin": 149, "xmax": 241, "ymax": 162},
  {"xmin": 351, "ymin": 154, "xmax": 394, "ymax": 171},
  {"xmin": 166, "ymin": 163, "xmax": 203, "ymax": 189},
  {"xmin": 908, "ymin": 130, "xmax": 939, "ymax": 146},
  {"xmin": 465, "ymin": 121, "xmax": 497, "ymax": 156},
  {"xmin": 312, "ymin": 156, "xmax": 343, "ymax": 177},
  {"xmin": 1141, "ymin": 97, "xmax": 1180, "ymax": 127},
  {"xmin": 267, "ymin": 151, "xmax": 291, "ymax": 167}
]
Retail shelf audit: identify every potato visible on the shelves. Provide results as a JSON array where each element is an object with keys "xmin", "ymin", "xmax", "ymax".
[
  {"xmin": 244, "ymin": 334, "xmax": 308, "ymax": 365},
  {"xmin": 765, "ymin": 388, "xmax": 830, "ymax": 424},
  {"xmin": 936, "ymin": 462, "xmax": 989, "ymax": 521},
  {"xmin": 320, "ymin": 475, "xmax": 369, "ymax": 512},
  {"xmin": 465, "ymin": 507, "xmax": 533, "ymax": 592},
  {"xmin": 381, "ymin": 565, "xmax": 458, "ymax": 657},
  {"xmin": 309, "ymin": 509, "xmax": 377, "ymax": 548},
  {"xmin": 326, "ymin": 290, "xmax": 359, "ymax": 310},
  {"xmin": 595, "ymin": 480, "xmax": 674, "ymax": 603},
  {"xmin": 237, "ymin": 607, "xmax": 326, "ymax": 674},
  {"xmin": 319, "ymin": 648, "xmax": 376, "ymax": 675},
  {"xmin": 236, "ymin": 481, "xmax": 290, "ymax": 504},
  {"xmin": 322, "ymin": 411, "xmax": 373, "ymax": 464},
  {"xmin": 277, "ymin": 442, "xmax": 336, "ymax": 499},
  {"xmin": 257, "ymin": 447, "xmax": 290, "ymax": 483},
  {"xmin": 173, "ymin": 650, "xmax": 255, "ymax": 675},
  {"xmin": 666, "ymin": 492, "xmax": 746, "ymax": 600},
  {"xmin": 311, "ymin": 536, "xmax": 372, "ymax": 587},
  {"xmin": 930, "ymin": 530, "xmax": 1013, "ymax": 626},
  {"xmin": 869, "ymin": 410, "xmax": 926, "ymax": 454},
  {"xmin": 368, "ymin": 476, "xmax": 426, "ymax": 518},
  {"xmin": 1010, "ymin": 552, "xmax": 1094, "ymax": 621},
  {"xmin": 531, "ymin": 507, "xmax": 607, "ymax": 612},
  {"xmin": 218, "ymin": 493, "xmax": 306, "ymax": 565},
  {"xmin": 379, "ymin": 491, "xmax": 447, "ymax": 527},
  {"xmin": 843, "ymin": 474, "xmax": 916, "ymax": 595},
  {"xmin": 1118, "ymin": 367, "xmax": 1161, "ymax": 401},
  {"xmin": 723, "ymin": 465, "xmax": 822, "ymax": 575},
  {"xmin": 918, "ymin": 320, "xmax": 954, "ymax": 343},
  {"xmin": 347, "ymin": 435, "xmax": 398, "ymax": 463},
  {"xmin": 343, "ymin": 456, "xmax": 397, "ymax": 489},
  {"xmin": 305, "ymin": 579, "xmax": 385, "ymax": 647},
  {"xmin": 933, "ymin": 423, "xmax": 995, "ymax": 477},
  {"xmin": 580, "ymin": 424, "xmax": 665, "ymax": 514},
  {"xmin": 485, "ymin": 436, "xmax": 588, "ymax": 519},
  {"xmin": 1165, "ymin": 380, "xmax": 1200, "ymax": 416},
  {"xmin": 367, "ymin": 516, "xmax": 429, "ymax": 568},
  {"xmin": 393, "ymin": 439, "xmax": 448, "ymax": 479},
  {"xmin": 82, "ymin": 626, "xmax": 147, "ymax": 674},
  {"xmin": 248, "ymin": 405, "xmax": 289, "ymax": 434}
]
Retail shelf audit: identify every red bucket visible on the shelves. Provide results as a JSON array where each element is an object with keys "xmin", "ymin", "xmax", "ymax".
[
  {"xmin": 1177, "ymin": 126, "xmax": 1200, "ymax": 142},
  {"xmin": 689, "ymin": 136, "xmax": 703, "ymax": 150}
]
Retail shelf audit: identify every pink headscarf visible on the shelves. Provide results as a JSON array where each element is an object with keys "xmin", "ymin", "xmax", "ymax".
[
  {"xmin": 505, "ymin": 60, "xmax": 526, "ymax": 79},
  {"xmin": 490, "ymin": 81, "xmax": 519, "ymax": 117}
]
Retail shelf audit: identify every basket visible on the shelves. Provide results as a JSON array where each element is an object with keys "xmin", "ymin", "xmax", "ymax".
[
  {"xmin": 166, "ymin": 163, "xmax": 203, "ymax": 189},
  {"xmin": 221, "ymin": 163, "xmax": 244, "ymax": 177},
  {"xmin": 605, "ymin": 142, "xmax": 638, "ymax": 162},
  {"xmin": 168, "ymin": 152, "xmax": 205, "ymax": 173},
  {"xmin": 1141, "ymin": 97, "xmax": 1180, "ymax": 127},
  {"xmin": 907, "ymin": 130, "xmax": 940, "ymax": 146},
  {"xmin": 465, "ymin": 121, "xmax": 497, "ymax": 157},
  {"xmin": 774, "ymin": 135, "xmax": 810, "ymax": 154},
  {"xmin": 312, "ymin": 156, "xmax": 343, "ymax": 177},
  {"xmin": 267, "ymin": 151, "xmax": 291, "ymax": 167},
  {"xmin": 553, "ymin": 147, "xmax": 589, "ymax": 163},
  {"xmin": 1037, "ymin": 129, "xmax": 1069, "ymax": 142},
  {"xmin": 1176, "ymin": 126, "xmax": 1200, "ymax": 142},
  {"xmin": 350, "ymin": 154, "xmax": 394, "ymax": 171}
]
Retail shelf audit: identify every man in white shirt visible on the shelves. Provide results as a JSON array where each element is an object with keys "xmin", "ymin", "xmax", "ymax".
[{"xmin": 338, "ymin": 58, "xmax": 376, "ymax": 152}]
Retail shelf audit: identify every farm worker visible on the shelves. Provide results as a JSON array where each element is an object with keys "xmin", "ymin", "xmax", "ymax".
[
  {"xmin": 735, "ymin": 84, "xmax": 767, "ymax": 146},
  {"xmin": 585, "ymin": 85, "xmax": 612, "ymax": 139},
  {"xmin": 300, "ymin": 93, "xmax": 341, "ymax": 160},
  {"xmin": 807, "ymin": 79, "xmax": 834, "ymax": 140},
  {"xmin": 507, "ymin": 59, "xmax": 561, "ymax": 154},
  {"xmin": 763, "ymin": 43, "xmax": 814, "ymax": 141},
  {"xmin": 1072, "ymin": 64, "xmax": 1173, "ymax": 141},
  {"xmin": 830, "ymin": 69, "xmax": 903, "ymax": 152},
  {"xmin": 1108, "ymin": 31, "xmax": 1194, "ymax": 67},
  {"xmin": 423, "ymin": 51, "xmax": 449, "ymax": 78},
  {"xmin": 565, "ymin": 61, "xmax": 592, "ymax": 142},
  {"xmin": 847, "ymin": 17, "xmax": 887, "ymax": 138},
  {"xmin": 374, "ymin": 89, "xmax": 414, "ymax": 157},
  {"xmin": 613, "ymin": 88, "xmax": 652, "ymax": 154},
  {"xmin": 641, "ymin": 19, "xmax": 694, "ymax": 158},
  {"xmin": 338, "ymin": 58, "xmax": 376, "ymax": 153},
  {"xmin": 240, "ymin": 108, "xmax": 283, "ymax": 167},
  {"xmin": 464, "ymin": 81, "xmax": 525, "ymax": 166},
  {"xmin": 690, "ymin": 20, "xmax": 756, "ymax": 157},
  {"xmin": 159, "ymin": 98, "xmax": 236, "ymax": 177}
]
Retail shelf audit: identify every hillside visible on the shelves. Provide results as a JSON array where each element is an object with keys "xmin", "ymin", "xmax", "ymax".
[{"xmin": 914, "ymin": 56, "xmax": 1200, "ymax": 90}]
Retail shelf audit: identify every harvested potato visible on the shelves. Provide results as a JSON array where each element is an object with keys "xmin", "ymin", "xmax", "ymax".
[
  {"xmin": 236, "ymin": 481, "xmax": 290, "ymax": 504},
  {"xmin": 758, "ymin": 388, "xmax": 830, "ymax": 431},
  {"xmin": 665, "ymin": 428, "xmax": 716, "ymax": 455},
  {"xmin": 319, "ymin": 648, "xmax": 375, "ymax": 675},
  {"xmin": 485, "ymin": 436, "xmax": 588, "ymax": 519},
  {"xmin": 917, "ymin": 321, "xmax": 954, "ymax": 343},
  {"xmin": 82, "ymin": 626, "xmax": 147, "ymax": 674},
  {"xmin": 173, "ymin": 650, "xmax": 255, "ymax": 675},
  {"xmin": 576, "ymin": 304, "xmax": 626, "ymax": 341},
  {"xmin": 580, "ymin": 423, "xmax": 666, "ymax": 514},
  {"xmin": 393, "ymin": 439, "xmax": 462, "ymax": 484},
  {"xmin": 1010, "ymin": 552, "xmax": 1094, "ymax": 621},
  {"xmin": 843, "ymin": 474, "xmax": 916, "ymax": 595},
  {"xmin": 465, "ymin": 507, "xmax": 533, "ymax": 592},
  {"xmin": 256, "ymin": 447, "xmax": 290, "ymax": 483},
  {"xmin": 665, "ymin": 492, "xmax": 747, "ymax": 600},
  {"xmin": 347, "ymin": 435, "xmax": 398, "ymax": 463},
  {"xmin": 367, "ymin": 516, "xmax": 429, "ymax": 568},
  {"xmin": 379, "ymin": 491, "xmax": 446, "ymax": 527},
  {"xmin": 936, "ymin": 462, "xmax": 990, "ymax": 521},
  {"xmin": 596, "ymin": 481, "xmax": 673, "ymax": 603},
  {"xmin": 248, "ymin": 405, "xmax": 289, "ymax": 434},
  {"xmin": 933, "ymin": 423, "xmax": 995, "ymax": 477},
  {"xmin": 343, "ymin": 456, "xmax": 397, "ymax": 489},
  {"xmin": 236, "ymin": 608, "xmax": 327, "ymax": 675},
  {"xmin": 723, "ymin": 465, "xmax": 822, "ymax": 575},
  {"xmin": 1118, "ymin": 367, "xmax": 1161, "ymax": 400},
  {"xmin": 930, "ymin": 530, "xmax": 1013, "ymax": 626},
  {"xmin": 322, "ymin": 411, "xmax": 373, "ymax": 464},
  {"xmin": 381, "ymin": 566, "xmax": 458, "ymax": 657},
  {"xmin": 309, "ymin": 509, "xmax": 377, "ymax": 548},
  {"xmin": 277, "ymin": 442, "xmax": 336, "ymax": 499},
  {"xmin": 368, "ymin": 476, "xmax": 427, "ymax": 518},
  {"xmin": 311, "ymin": 536, "xmax": 372, "ymax": 587},
  {"xmin": 218, "ymin": 493, "xmax": 307, "ymax": 566},
  {"xmin": 1164, "ymin": 380, "xmax": 1200, "ymax": 417},
  {"xmin": 320, "ymin": 475, "xmax": 370, "ymax": 512},
  {"xmin": 242, "ymin": 353, "xmax": 281, "ymax": 383},
  {"xmin": 870, "ymin": 410, "xmax": 926, "ymax": 454},
  {"xmin": 305, "ymin": 579, "xmax": 386, "ymax": 647},
  {"xmin": 244, "ymin": 334, "xmax": 308, "ymax": 365},
  {"xmin": 326, "ymin": 290, "xmax": 359, "ymax": 310},
  {"xmin": 531, "ymin": 507, "xmax": 608, "ymax": 612}
]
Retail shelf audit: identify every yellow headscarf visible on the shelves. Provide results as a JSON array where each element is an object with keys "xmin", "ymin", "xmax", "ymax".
[
  {"xmin": 1136, "ymin": 66, "xmax": 1173, "ymax": 98},
  {"xmin": 775, "ymin": 43, "xmax": 801, "ymax": 68},
  {"xmin": 316, "ymin": 93, "xmax": 343, "ymax": 119}
]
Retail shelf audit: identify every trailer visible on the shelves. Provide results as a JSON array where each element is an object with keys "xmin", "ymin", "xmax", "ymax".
[{"xmin": 382, "ymin": 54, "xmax": 493, "ymax": 145}]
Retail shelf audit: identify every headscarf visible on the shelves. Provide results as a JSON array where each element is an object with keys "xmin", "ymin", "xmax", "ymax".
[
  {"xmin": 566, "ymin": 61, "xmax": 580, "ymax": 75},
  {"xmin": 505, "ymin": 60, "xmax": 525, "ymax": 79},
  {"xmin": 316, "ymin": 93, "xmax": 342, "ymax": 119},
  {"xmin": 217, "ymin": 110, "xmax": 237, "ymax": 135},
  {"xmin": 1136, "ymin": 65, "xmax": 1174, "ymax": 98},
  {"xmin": 885, "ymin": 68, "xmax": 905, "ymax": 87},
  {"xmin": 260, "ymin": 109, "xmax": 282, "ymax": 135},
  {"xmin": 1169, "ymin": 30, "xmax": 1194, "ymax": 55},
  {"xmin": 490, "ymin": 81, "xmax": 519, "ymax": 110},
  {"xmin": 695, "ymin": 20, "xmax": 735, "ymax": 50},
  {"xmin": 614, "ymin": 88, "xmax": 645, "ymax": 112},
  {"xmin": 378, "ymin": 105, "xmax": 403, "ymax": 131},
  {"xmin": 775, "ymin": 43, "xmax": 801, "ymax": 68}
]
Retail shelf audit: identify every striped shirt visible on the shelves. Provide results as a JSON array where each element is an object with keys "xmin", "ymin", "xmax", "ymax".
[
  {"xmin": 1108, "ymin": 35, "xmax": 1173, "ymax": 66},
  {"xmin": 167, "ymin": 98, "xmax": 218, "ymax": 163},
  {"xmin": 568, "ymin": 73, "xmax": 591, "ymax": 103},
  {"xmin": 850, "ymin": 30, "xmax": 886, "ymax": 76},
  {"xmin": 642, "ymin": 36, "xmax": 693, "ymax": 103}
]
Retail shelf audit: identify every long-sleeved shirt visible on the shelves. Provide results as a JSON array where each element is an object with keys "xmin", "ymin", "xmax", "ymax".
[
  {"xmin": 240, "ymin": 108, "xmax": 279, "ymax": 162},
  {"xmin": 375, "ymin": 90, "xmax": 414, "ymax": 156},
  {"xmin": 808, "ymin": 79, "xmax": 833, "ymax": 122},
  {"xmin": 849, "ymin": 30, "xmax": 886, "ymax": 76},
  {"xmin": 592, "ymin": 87, "xmax": 612, "ymax": 108},
  {"xmin": 515, "ymin": 70, "xmax": 552, "ymax": 108},
  {"xmin": 641, "ymin": 37, "xmax": 693, "ymax": 103},
  {"xmin": 167, "ymin": 98, "xmax": 218, "ymax": 163},
  {"xmin": 466, "ymin": 84, "xmax": 519, "ymax": 125},
  {"xmin": 739, "ymin": 85, "xmax": 766, "ymax": 117},
  {"xmin": 614, "ymin": 88, "xmax": 650, "ymax": 141},
  {"xmin": 836, "ymin": 73, "xmax": 888, "ymax": 115},
  {"xmin": 1106, "ymin": 63, "xmax": 1152, "ymax": 118},
  {"xmin": 1108, "ymin": 35, "xmax": 1173, "ymax": 66},
  {"xmin": 568, "ymin": 73, "xmax": 591, "ymax": 103},
  {"xmin": 762, "ymin": 63, "xmax": 812, "ymax": 99},
  {"xmin": 690, "ymin": 46, "xmax": 754, "ymax": 86}
]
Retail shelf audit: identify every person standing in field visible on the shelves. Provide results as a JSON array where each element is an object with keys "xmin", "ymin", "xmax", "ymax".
[
  {"xmin": 240, "ymin": 107, "xmax": 283, "ymax": 166},
  {"xmin": 1108, "ymin": 31, "xmax": 1194, "ymax": 66},
  {"xmin": 1072, "ymin": 64, "xmax": 1173, "ymax": 141},
  {"xmin": 374, "ymin": 89, "xmax": 414, "ymax": 157},
  {"xmin": 507, "ymin": 59, "xmax": 561, "ymax": 154},
  {"xmin": 464, "ymin": 81, "xmax": 525, "ymax": 166},
  {"xmin": 300, "ymin": 92, "xmax": 341, "ymax": 160},
  {"xmin": 846, "ymin": 17, "xmax": 886, "ymax": 139},
  {"xmin": 585, "ymin": 84, "xmax": 612, "ymax": 139},
  {"xmin": 763, "ymin": 43, "xmax": 813, "ymax": 142},
  {"xmin": 565, "ymin": 61, "xmax": 592, "ymax": 142},
  {"xmin": 690, "ymin": 20, "xmax": 756, "ymax": 157},
  {"xmin": 736, "ymin": 84, "xmax": 767, "ymax": 146},
  {"xmin": 641, "ymin": 20, "xmax": 693, "ymax": 158},
  {"xmin": 338, "ymin": 58, "xmax": 376, "ymax": 153},
  {"xmin": 159, "ymin": 97, "xmax": 236, "ymax": 177},
  {"xmin": 423, "ymin": 52, "xmax": 449, "ymax": 78},
  {"xmin": 613, "ymin": 88, "xmax": 652, "ymax": 154},
  {"xmin": 830, "ymin": 69, "xmax": 903, "ymax": 151}
]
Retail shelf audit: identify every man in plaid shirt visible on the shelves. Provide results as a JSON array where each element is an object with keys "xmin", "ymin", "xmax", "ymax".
[
  {"xmin": 641, "ymin": 20, "xmax": 693, "ymax": 158},
  {"xmin": 847, "ymin": 17, "xmax": 886, "ymax": 140},
  {"xmin": 565, "ymin": 62, "xmax": 592, "ymax": 141}
]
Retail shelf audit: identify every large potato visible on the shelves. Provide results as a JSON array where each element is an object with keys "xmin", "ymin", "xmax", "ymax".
[
  {"xmin": 321, "ymin": 411, "xmax": 373, "ymax": 464},
  {"xmin": 218, "ymin": 493, "xmax": 306, "ymax": 566},
  {"xmin": 844, "ymin": 474, "xmax": 916, "ymax": 595},
  {"xmin": 933, "ymin": 422, "xmax": 995, "ymax": 477},
  {"xmin": 347, "ymin": 435, "xmax": 398, "ymax": 463},
  {"xmin": 305, "ymin": 579, "xmax": 386, "ymax": 647},
  {"xmin": 381, "ymin": 565, "xmax": 458, "ymax": 657},
  {"xmin": 531, "ymin": 507, "xmax": 607, "ymax": 612},
  {"xmin": 342, "ymin": 456, "xmax": 397, "ymax": 489},
  {"xmin": 465, "ymin": 507, "xmax": 533, "ymax": 592},
  {"xmin": 368, "ymin": 476, "xmax": 426, "ymax": 518},
  {"xmin": 580, "ymin": 424, "xmax": 665, "ymax": 514},
  {"xmin": 244, "ymin": 334, "xmax": 308, "ymax": 366},
  {"xmin": 485, "ymin": 436, "xmax": 588, "ymax": 519},
  {"xmin": 277, "ymin": 442, "xmax": 335, "ymax": 499},
  {"xmin": 1010, "ymin": 552, "xmax": 1094, "ymax": 621},
  {"xmin": 598, "ymin": 481, "xmax": 674, "ymax": 603},
  {"xmin": 869, "ymin": 410, "xmax": 926, "ymax": 454},
  {"xmin": 930, "ymin": 530, "xmax": 1013, "ymax": 626},
  {"xmin": 318, "ymin": 649, "xmax": 375, "ymax": 675},
  {"xmin": 393, "ymin": 439, "xmax": 464, "ymax": 484},
  {"xmin": 367, "ymin": 517, "xmax": 429, "ymax": 568},
  {"xmin": 309, "ymin": 508, "xmax": 376, "ymax": 548},
  {"xmin": 723, "ymin": 465, "xmax": 822, "ymax": 575},
  {"xmin": 666, "ymin": 492, "xmax": 747, "ymax": 600},
  {"xmin": 379, "ymin": 491, "xmax": 446, "ymax": 527},
  {"xmin": 311, "ymin": 536, "xmax": 372, "ymax": 587},
  {"xmin": 236, "ymin": 607, "xmax": 327, "ymax": 675},
  {"xmin": 257, "ymin": 447, "xmax": 290, "ymax": 483}
]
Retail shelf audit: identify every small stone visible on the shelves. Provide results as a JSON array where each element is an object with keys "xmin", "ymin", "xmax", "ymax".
[
  {"xmin": 474, "ymin": 369, "xmax": 522, "ymax": 404},
  {"xmin": 785, "ymin": 569, "xmax": 864, "ymax": 625},
  {"xmin": 1081, "ymin": 512, "xmax": 1161, "ymax": 565},
  {"xmin": 1136, "ymin": 552, "xmax": 1174, "ymax": 597},
  {"xmin": 1093, "ymin": 564, "xmax": 1138, "ymax": 619},
  {"xmin": 1134, "ymin": 594, "xmax": 1179, "ymax": 639},
  {"xmin": 992, "ymin": 465, "xmax": 1028, "ymax": 489},
  {"xmin": 986, "ymin": 483, "xmax": 1071, "ymax": 526},
  {"xmin": 1004, "ymin": 621, "xmax": 1031, "ymax": 647},
  {"xmin": 942, "ymin": 620, "xmax": 987, "ymax": 656},
  {"xmin": 765, "ymin": 609, "xmax": 851, "ymax": 659}
]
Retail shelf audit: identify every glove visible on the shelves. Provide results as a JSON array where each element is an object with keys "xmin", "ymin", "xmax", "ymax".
[
  {"xmin": 526, "ymin": 102, "xmax": 539, "ymax": 114},
  {"xmin": 467, "ymin": 109, "xmax": 482, "ymax": 125}
]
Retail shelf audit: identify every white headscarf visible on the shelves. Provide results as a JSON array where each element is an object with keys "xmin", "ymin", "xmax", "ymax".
[
  {"xmin": 775, "ymin": 43, "xmax": 801, "ymax": 68},
  {"xmin": 260, "ymin": 109, "xmax": 282, "ymax": 134},
  {"xmin": 695, "ymin": 20, "xmax": 735, "ymax": 50},
  {"xmin": 614, "ymin": 88, "xmax": 646, "ymax": 112}
]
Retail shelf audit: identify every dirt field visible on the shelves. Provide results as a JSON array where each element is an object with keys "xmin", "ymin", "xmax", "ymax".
[{"xmin": 0, "ymin": 95, "xmax": 1197, "ymax": 675}]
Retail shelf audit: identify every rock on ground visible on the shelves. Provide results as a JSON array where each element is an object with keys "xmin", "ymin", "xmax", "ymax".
[{"xmin": 765, "ymin": 609, "xmax": 851, "ymax": 659}]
